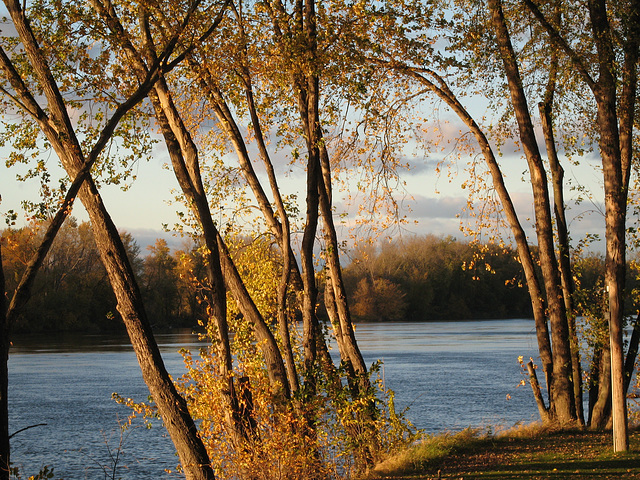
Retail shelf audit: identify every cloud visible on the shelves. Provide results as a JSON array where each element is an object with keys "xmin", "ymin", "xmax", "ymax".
[{"xmin": 408, "ymin": 194, "xmax": 467, "ymax": 219}]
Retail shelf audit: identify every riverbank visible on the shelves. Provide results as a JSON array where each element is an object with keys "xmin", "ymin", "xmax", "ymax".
[{"xmin": 368, "ymin": 425, "xmax": 640, "ymax": 479}]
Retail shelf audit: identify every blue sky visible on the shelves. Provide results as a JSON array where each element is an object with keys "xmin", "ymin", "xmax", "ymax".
[{"xmin": 1, "ymin": 110, "xmax": 607, "ymax": 255}]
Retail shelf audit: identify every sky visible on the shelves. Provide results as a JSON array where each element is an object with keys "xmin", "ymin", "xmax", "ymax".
[
  {"xmin": 0, "ymin": 0, "xmax": 611, "ymax": 257},
  {"xmin": 0, "ymin": 106, "xmax": 608, "ymax": 255}
]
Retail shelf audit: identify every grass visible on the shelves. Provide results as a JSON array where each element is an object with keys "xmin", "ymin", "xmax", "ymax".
[{"xmin": 366, "ymin": 424, "xmax": 640, "ymax": 479}]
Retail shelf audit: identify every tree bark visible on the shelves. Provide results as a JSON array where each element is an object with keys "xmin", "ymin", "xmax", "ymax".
[
  {"xmin": 527, "ymin": 361, "xmax": 551, "ymax": 424},
  {"xmin": 317, "ymin": 143, "xmax": 369, "ymax": 390},
  {"xmin": 189, "ymin": 62, "xmax": 300, "ymax": 394},
  {"xmin": 588, "ymin": 0, "xmax": 629, "ymax": 450},
  {"xmin": 2, "ymin": 2, "xmax": 216, "ymax": 476},
  {"xmin": 589, "ymin": 346, "xmax": 612, "ymax": 429},
  {"xmin": 390, "ymin": 63, "xmax": 555, "ymax": 419},
  {"xmin": 0, "ymin": 242, "xmax": 9, "ymax": 480},
  {"xmin": 539, "ymin": 85, "xmax": 583, "ymax": 424},
  {"xmin": 488, "ymin": 0, "xmax": 575, "ymax": 424}
]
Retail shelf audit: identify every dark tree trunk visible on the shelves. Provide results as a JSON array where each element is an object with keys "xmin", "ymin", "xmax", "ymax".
[
  {"xmin": 590, "ymin": 346, "xmax": 612, "ymax": 429},
  {"xmin": 0, "ymin": 242, "xmax": 9, "ymax": 480},
  {"xmin": 624, "ymin": 314, "xmax": 640, "ymax": 394}
]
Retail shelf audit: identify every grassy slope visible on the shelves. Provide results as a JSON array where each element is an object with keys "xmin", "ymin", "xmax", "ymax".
[{"xmin": 367, "ymin": 427, "xmax": 640, "ymax": 480}]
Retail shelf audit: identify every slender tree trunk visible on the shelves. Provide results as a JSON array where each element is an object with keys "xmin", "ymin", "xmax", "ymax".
[
  {"xmin": 539, "ymin": 97, "xmax": 583, "ymax": 424},
  {"xmin": 590, "ymin": 345, "xmax": 612, "ymax": 429},
  {"xmin": 300, "ymin": 137, "xmax": 321, "ymax": 386},
  {"xmin": 527, "ymin": 361, "xmax": 551, "ymax": 424},
  {"xmin": 395, "ymin": 64, "xmax": 555, "ymax": 417},
  {"xmin": 489, "ymin": 0, "xmax": 575, "ymax": 424},
  {"xmin": 2, "ymin": 3, "xmax": 216, "ymax": 475},
  {"xmin": 0, "ymin": 243, "xmax": 9, "ymax": 480},
  {"xmin": 190, "ymin": 63, "xmax": 300, "ymax": 394},
  {"xmin": 318, "ymin": 186, "xmax": 369, "ymax": 387},
  {"xmin": 317, "ymin": 144, "xmax": 369, "ymax": 389}
]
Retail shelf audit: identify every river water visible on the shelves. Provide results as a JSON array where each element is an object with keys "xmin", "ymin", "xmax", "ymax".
[{"xmin": 8, "ymin": 319, "xmax": 541, "ymax": 479}]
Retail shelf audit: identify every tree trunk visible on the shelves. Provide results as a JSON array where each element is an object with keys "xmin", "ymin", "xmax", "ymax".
[
  {"xmin": 190, "ymin": 62, "xmax": 299, "ymax": 395},
  {"xmin": 488, "ymin": 0, "xmax": 575, "ymax": 424},
  {"xmin": 0, "ymin": 242, "xmax": 9, "ymax": 480},
  {"xmin": 394, "ymin": 64, "xmax": 555, "ymax": 419},
  {"xmin": 590, "ymin": 0, "xmax": 629, "ymax": 446},
  {"xmin": 527, "ymin": 361, "xmax": 551, "ymax": 424},
  {"xmin": 524, "ymin": 0, "xmax": 637, "ymax": 450},
  {"xmin": 317, "ymin": 144, "xmax": 369, "ymax": 390},
  {"xmin": 2, "ymin": 3, "xmax": 216, "ymax": 475},
  {"xmin": 588, "ymin": 0, "xmax": 638, "ymax": 450},
  {"xmin": 538, "ymin": 99, "xmax": 583, "ymax": 424},
  {"xmin": 624, "ymin": 313, "xmax": 640, "ymax": 394},
  {"xmin": 589, "ymin": 345, "xmax": 612, "ymax": 429}
]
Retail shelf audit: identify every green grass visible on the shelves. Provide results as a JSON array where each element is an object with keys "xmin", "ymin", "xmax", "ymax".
[{"xmin": 366, "ymin": 425, "xmax": 640, "ymax": 479}]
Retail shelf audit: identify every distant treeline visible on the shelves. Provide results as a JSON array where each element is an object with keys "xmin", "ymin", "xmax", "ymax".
[
  {"xmin": 340, "ymin": 235, "xmax": 533, "ymax": 322},
  {"xmin": 2, "ymin": 221, "xmax": 622, "ymax": 332},
  {"xmin": 2, "ymin": 219, "xmax": 204, "ymax": 333}
]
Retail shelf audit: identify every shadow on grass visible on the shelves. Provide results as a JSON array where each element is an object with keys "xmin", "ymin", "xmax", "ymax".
[
  {"xmin": 458, "ymin": 457, "xmax": 639, "ymax": 479},
  {"xmin": 368, "ymin": 427, "xmax": 640, "ymax": 480}
]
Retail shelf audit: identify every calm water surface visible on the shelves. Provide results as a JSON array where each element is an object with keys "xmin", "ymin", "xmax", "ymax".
[{"xmin": 8, "ymin": 319, "xmax": 541, "ymax": 478}]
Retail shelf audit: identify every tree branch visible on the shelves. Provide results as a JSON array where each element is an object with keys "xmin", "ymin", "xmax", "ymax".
[{"xmin": 521, "ymin": 0, "xmax": 596, "ymax": 91}]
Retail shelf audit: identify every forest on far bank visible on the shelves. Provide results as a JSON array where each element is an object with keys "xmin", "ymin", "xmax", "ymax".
[{"xmin": 3, "ymin": 220, "xmax": 634, "ymax": 332}]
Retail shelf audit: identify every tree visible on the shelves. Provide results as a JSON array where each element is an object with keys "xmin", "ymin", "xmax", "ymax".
[
  {"xmin": 521, "ymin": 0, "xmax": 639, "ymax": 451},
  {"xmin": 343, "ymin": 235, "xmax": 532, "ymax": 322},
  {"xmin": 0, "ymin": 0, "xmax": 227, "ymax": 477},
  {"xmin": 339, "ymin": 0, "xmax": 638, "ymax": 435},
  {"xmin": 82, "ymin": 0, "xmax": 419, "ymax": 472},
  {"xmin": 141, "ymin": 239, "xmax": 180, "ymax": 328},
  {"xmin": 1, "ymin": 154, "xmax": 119, "ymax": 478}
]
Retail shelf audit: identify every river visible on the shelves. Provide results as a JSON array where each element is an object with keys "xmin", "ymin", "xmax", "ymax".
[{"xmin": 8, "ymin": 319, "xmax": 541, "ymax": 479}]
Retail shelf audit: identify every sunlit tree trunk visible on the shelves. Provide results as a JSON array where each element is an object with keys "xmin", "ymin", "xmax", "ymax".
[
  {"xmin": 538, "ymin": 47, "xmax": 583, "ymax": 423},
  {"xmin": 1, "ymin": 2, "xmax": 216, "ymax": 477},
  {"xmin": 488, "ymin": 0, "xmax": 575, "ymax": 424},
  {"xmin": 523, "ymin": 0, "xmax": 638, "ymax": 451},
  {"xmin": 188, "ymin": 61, "xmax": 300, "ymax": 394},
  {"xmin": 318, "ymin": 144, "xmax": 369, "ymax": 390}
]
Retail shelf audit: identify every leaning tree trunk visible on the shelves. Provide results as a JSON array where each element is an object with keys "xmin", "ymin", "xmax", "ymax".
[
  {"xmin": 396, "ymin": 64, "xmax": 555, "ymax": 418},
  {"xmin": 589, "ymin": 345, "xmax": 612, "ymax": 429},
  {"xmin": 2, "ymin": 2, "xmax": 216, "ymax": 476},
  {"xmin": 489, "ymin": 0, "xmax": 575, "ymax": 424},
  {"xmin": 537, "ymin": 23, "xmax": 582, "ymax": 422}
]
